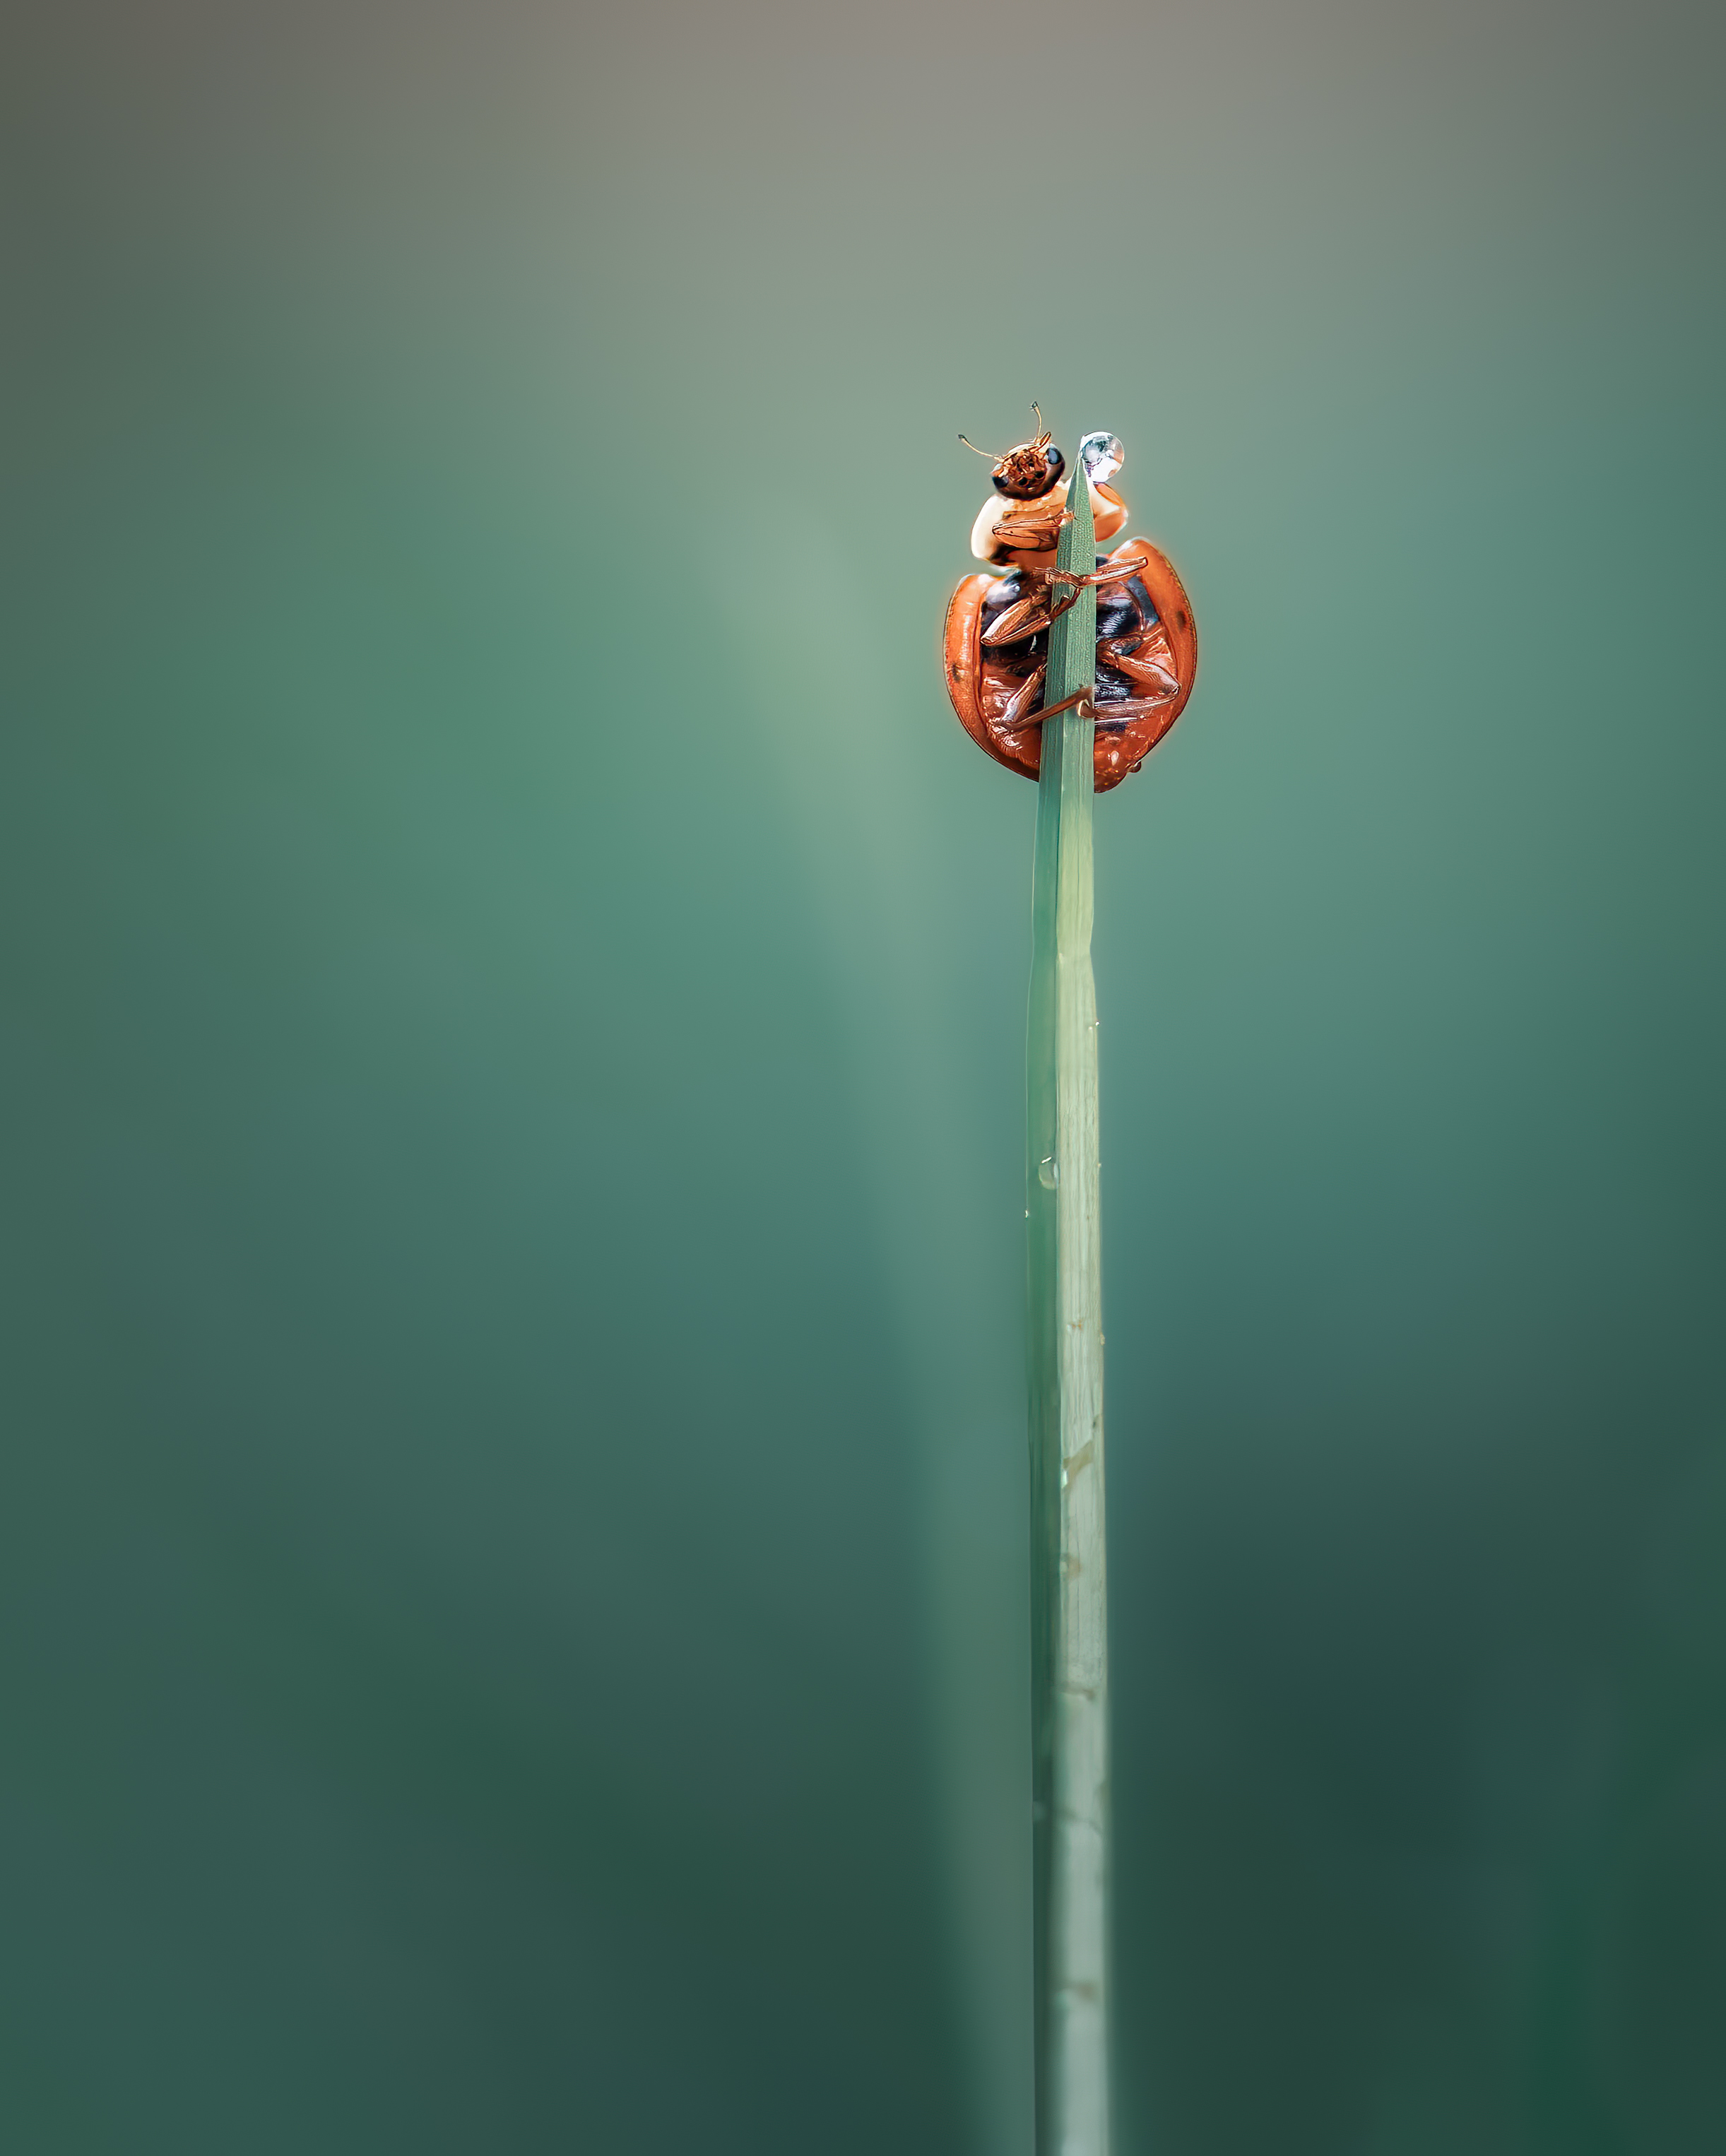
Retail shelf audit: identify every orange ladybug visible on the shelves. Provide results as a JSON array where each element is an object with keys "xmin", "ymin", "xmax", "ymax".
[{"xmin": 943, "ymin": 415, "xmax": 1197, "ymax": 793}]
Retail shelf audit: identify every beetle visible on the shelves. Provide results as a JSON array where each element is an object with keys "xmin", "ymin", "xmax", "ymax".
[{"xmin": 943, "ymin": 413, "xmax": 1197, "ymax": 793}]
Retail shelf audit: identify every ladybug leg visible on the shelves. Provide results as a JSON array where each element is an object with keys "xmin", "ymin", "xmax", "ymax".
[
  {"xmin": 987, "ymin": 555, "xmax": 1146, "ymax": 646},
  {"xmin": 1015, "ymin": 687, "xmax": 1094, "ymax": 728},
  {"xmin": 982, "ymin": 593, "xmax": 1053, "ymax": 646},
  {"xmin": 989, "ymin": 502, "xmax": 1071, "ymax": 555},
  {"xmin": 999, "ymin": 663, "xmax": 1047, "ymax": 728},
  {"xmin": 1046, "ymin": 550, "xmax": 1152, "ymax": 600},
  {"xmin": 1097, "ymin": 633, "xmax": 1179, "ymax": 700}
]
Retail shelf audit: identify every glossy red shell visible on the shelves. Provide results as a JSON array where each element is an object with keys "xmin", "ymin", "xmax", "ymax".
[{"xmin": 942, "ymin": 537, "xmax": 1197, "ymax": 793}]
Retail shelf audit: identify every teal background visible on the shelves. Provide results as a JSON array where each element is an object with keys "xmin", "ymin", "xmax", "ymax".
[{"xmin": 4, "ymin": 1, "xmax": 1723, "ymax": 2150}]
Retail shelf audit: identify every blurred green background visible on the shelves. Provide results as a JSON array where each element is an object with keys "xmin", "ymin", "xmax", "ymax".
[{"xmin": 3, "ymin": 1, "xmax": 1722, "ymax": 2150}]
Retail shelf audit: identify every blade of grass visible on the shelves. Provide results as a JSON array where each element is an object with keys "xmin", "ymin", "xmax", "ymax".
[{"xmin": 1027, "ymin": 461, "xmax": 1109, "ymax": 2156}]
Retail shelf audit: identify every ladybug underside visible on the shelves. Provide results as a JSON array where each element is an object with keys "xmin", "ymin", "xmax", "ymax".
[{"xmin": 973, "ymin": 547, "xmax": 1184, "ymax": 790}]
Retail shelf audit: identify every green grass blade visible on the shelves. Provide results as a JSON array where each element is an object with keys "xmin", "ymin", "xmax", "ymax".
[{"xmin": 1027, "ymin": 459, "xmax": 1109, "ymax": 2156}]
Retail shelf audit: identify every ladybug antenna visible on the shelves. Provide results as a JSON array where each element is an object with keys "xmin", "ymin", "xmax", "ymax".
[
  {"xmin": 1029, "ymin": 401, "xmax": 1048, "ymax": 446},
  {"xmin": 957, "ymin": 434, "xmax": 1001, "ymax": 460}
]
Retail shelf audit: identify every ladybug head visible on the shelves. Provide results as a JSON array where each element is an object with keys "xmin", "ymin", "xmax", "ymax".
[{"xmin": 959, "ymin": 404, "xmax": 1066, "ymax": 501}]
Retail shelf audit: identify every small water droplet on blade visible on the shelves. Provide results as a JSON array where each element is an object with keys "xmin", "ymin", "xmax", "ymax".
[{"xmin": 1080, "ymin": 431, "xmax": 1124, "ymax": 484}]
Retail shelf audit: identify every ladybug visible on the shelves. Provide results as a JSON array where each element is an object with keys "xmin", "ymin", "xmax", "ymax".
[{"xmin": 943, "ymin": 413, "xmax": 1197, "ymax": 793}]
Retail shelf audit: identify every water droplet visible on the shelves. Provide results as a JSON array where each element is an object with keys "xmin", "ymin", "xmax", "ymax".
[
  {"xmin": 1038, "ymin": 1156, "xmax": 1059, "ymax": 1188},
  {"xmin": 1080, "ymin": 431, "xmax": 1124, "ymax": 484}
]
